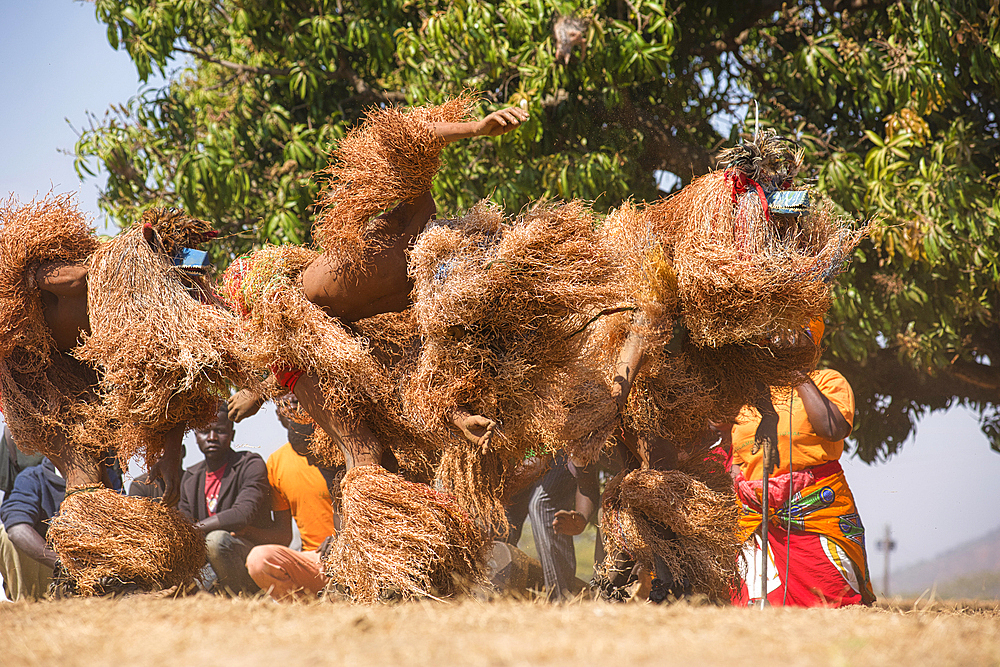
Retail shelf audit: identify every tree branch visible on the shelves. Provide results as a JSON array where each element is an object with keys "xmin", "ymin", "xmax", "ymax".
[
  {"xmin": 830, "ymin": 348, "xmax": 1000, "ymax": 407},
  {"xmin": 617, "ymin": 98, "xmax": 716, "ymax": 182},
  {"xmin": 685, "ymin": 0, "xmax": 788, "ymax": 59},
  {"xmin": 828, "ymin": 347, "xmax": 999, "ymax": 460},
  {"xmin": 947, "ymin": 358, "xmax": 1000, "ymax": 392},
  {"xmin": 176, "ymin": 48, "xmax": 293, "ymax": 77},
  {"xmin": 537, "ymin": 90, "xmax": 717, "ymax": 183},
  {"xmin": 176, "ymin": 48, "xmax": 406, "ymax": 104},
  {"xmin": 819, "ymin": 0, "xmax": 890, "ymax": 12},
  {"xmin": 333, "ymin": 56, "xmax": 407, "ymax": 105}
]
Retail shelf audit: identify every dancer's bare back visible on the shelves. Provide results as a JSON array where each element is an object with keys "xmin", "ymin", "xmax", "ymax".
[
  {"xmin": 302, "ymin": 193, "xmax": 436, "ymax": 322},
  {"xmin": 36, "ymin": 262, "xmax": 90, "ymax": 351}
]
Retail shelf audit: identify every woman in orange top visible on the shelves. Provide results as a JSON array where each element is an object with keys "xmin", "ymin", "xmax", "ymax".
[{"xmin": 730, "ymin": 320, "xmax": 875, "ymax": 607}]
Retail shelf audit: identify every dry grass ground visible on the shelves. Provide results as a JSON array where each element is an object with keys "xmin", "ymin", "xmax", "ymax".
[{"xmin": 2, "ymin": 596, "xmax": 998, "ymax": 667}]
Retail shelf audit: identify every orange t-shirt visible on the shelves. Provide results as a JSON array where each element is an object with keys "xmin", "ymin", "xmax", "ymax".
[
  {"xmin": 731, "ymin": 368, "xmax": 855, "ymax": 481},
  {"xmin": 266, "ymin": 443, "xmax": 336, "ymax": 551}
]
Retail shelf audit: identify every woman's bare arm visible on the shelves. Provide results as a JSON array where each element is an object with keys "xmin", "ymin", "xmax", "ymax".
[{"xmin": 795, "ymin": 377, "xmax": 852, "ymax": 441}]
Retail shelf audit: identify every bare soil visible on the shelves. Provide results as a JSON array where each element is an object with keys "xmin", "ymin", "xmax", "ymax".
[{"xmin": 2, "ymin": 596, "xmax": 998, "ymax": 667}]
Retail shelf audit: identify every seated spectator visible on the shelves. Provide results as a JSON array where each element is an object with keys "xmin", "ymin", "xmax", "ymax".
[
  {"xmin": 505, "ymin": 454, "xmax": 599, "ymax": 600},
  {"xmin": 0, "ymin": 426, "xmax": 43, "ymax": 501},
  {"xmin": 179, "ymin": 403, "xmax": 271, "ymax": 595},
  {"xmin": 129, "ymin": 446, "xmax": 186, "ymax": 501},
  {"xmin": 246, "ymin": 397, "xmax": 342, "ymax": 600},
  {"xmin": 0, "ymin": 426, "xmax": 43, "ymax": 601},
  {"xmin": 0, "ymin": 458, "xmax": 64, "ymax": 600},
  {"xmin": 0, "ymin": 448, "xmax": 123, "ymax": 601}
]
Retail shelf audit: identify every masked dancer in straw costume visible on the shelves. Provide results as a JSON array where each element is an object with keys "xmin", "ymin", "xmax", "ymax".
[
  {"xmin": 593, "ymin": 129, "xmax": 867, "ymax": 604},
  {"xmin": 404, "ymin": 199, "xmax": 623, "ymax": 536},
  {"xmin": 0, "ymin": 194, "xmax": 245, "ymax": 594},
  {"xmin": 222, "ymin": 96, "xmax": 529, "ymax": 602}
]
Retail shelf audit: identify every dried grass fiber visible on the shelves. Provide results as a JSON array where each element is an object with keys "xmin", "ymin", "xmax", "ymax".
[
  {"xmin": 323, "ymin": 465, "xmax": 487, "ymax": 603},
  {"xmin": 47, "ymin": 485, "xmax": 206, "ymax": 595},
  {"xmin": 314, "ymin": 95, "xmax": 476, "ymax": 266},
  {"xmin": 408, "ymin": 201, "xmax": 621, "ymax": 450},
  {"xmin": 0, "ymin": 194, "xmax": 103, "ymax": 458},
  {"xmin": 598, "ymin": 132, "xmax": 865, "ymax": 450},
  {"xmin": 0, "ymin": 193, "xmax": 98, "ymax": 360},
  {"xmin": 602, "ymin": 131, "xmax": 865, "ymax": 348},
  {"xmin": 599, "ymin": 465, "xmax": 741, "ymax": 602},
  {"xmin": 0, "ymin": 352, "xmax": 104, "ymax": 461},
  {"xmin": 222, "ymin": 247, "xmax": 437, "ymax": 478},
  {"xmin": 664, "ymin": 186, "xmax": 862, "ymax": 347},
  {"xmin": 222, "ymin": 244, "xmax": 387, "ymax": 427},
  {"xmin": 76, "ymin": 209, "xmax": 249, "ymax": 469},
  {"xmin": 407, "ymin": 201, "xmax": 621, "ymax": 525}
]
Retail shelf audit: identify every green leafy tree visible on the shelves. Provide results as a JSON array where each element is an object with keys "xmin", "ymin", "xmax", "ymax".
[
  {"xmin": 742, "ymin": 0, "xmax": 1000, "ymax": 459},
  {"xmin": 75, "ymin": 0, "xmax": 1000, "ymax": 458}
]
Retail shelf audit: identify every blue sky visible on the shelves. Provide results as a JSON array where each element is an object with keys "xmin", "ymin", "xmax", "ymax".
[{"xmin": 3, "ymin": 0, "xmax": 999, "ymax": 587}]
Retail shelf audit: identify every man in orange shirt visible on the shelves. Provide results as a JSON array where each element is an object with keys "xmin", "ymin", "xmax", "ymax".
[
  {"xmin": 243, "ymin": 397, "xmax": 340, "ymax": 599},
  {"xmin": 730, "ymin": 319, "xmax": 875, "ymax": 607}
]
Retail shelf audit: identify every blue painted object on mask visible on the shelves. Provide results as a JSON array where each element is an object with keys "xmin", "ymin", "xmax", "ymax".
[
  {"xmin": 173, "ymin": 247, "xmax": 210, "ymax": 270},
  {"xmin": 766, "ymin": 189, "xmax": 809, "ymax": 215}
]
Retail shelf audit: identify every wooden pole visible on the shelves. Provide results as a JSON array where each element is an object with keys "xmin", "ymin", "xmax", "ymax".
[
  {"xmin": 758, "ymin": 439, "xmax": 772, "ymax": 609},
  {"xmin": 877, "ymin": 524, "xmax": 896, "ymax": 598}
]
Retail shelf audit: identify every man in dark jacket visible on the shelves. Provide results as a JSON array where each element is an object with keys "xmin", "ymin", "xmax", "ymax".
[
  {"xmin": 0, "ymin": 458, "xmax": 64, "ymax": 600},
  {"xmin": 504, "ymin": 454, "xmax": 600, "ymax": 600},
  {"xmin": 179, "ymin": 404, "xmax": 271, "ymax": 595}
]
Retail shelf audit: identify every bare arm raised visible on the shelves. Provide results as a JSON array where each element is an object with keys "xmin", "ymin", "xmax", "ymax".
[
  {"xmin": 786, "ymin": 331, "xmax": 852, "ymax": 442},
  {"xmin": 429, "ymin": 106, "xmax": 529, "ymax": 142},
  {"xmin": 611, "ymin": 313, "xmax": 651, "ymax": 412},
  {"xmin": 795, "ymin": 376, "xmax": 852, "ymax": 441}
]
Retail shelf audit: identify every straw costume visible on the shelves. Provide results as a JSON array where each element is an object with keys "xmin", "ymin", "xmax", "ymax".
[
  {"xmin": 64, "ymin": 208, "xmax": 251, "ymax": 594},
  {"xmin": 599, "ymin": 452, "xmax": 742, "ymax": 602},
  {"xmin": 47, "ymin": 485, "xmax": 206, "ymax": 596},
  {"xmin": 222, "ymin": 245, "xmax": 438, "ymax": 483},
  {"xmin": 75, "ymin": 208, "xmax": 252, "ymax": 470},
  {"xmin": 0, "ymin": 195, "xmax": 237, "ymax": 595},
  {"xmin": 222, "ymin": 96, "xmax": 529, "ymax": 602},
  {"xmin": 0, "ymin": 194, "xmax": 104, "ymax": 473},
  {"xmin": 595, "ymin": 130, "xmax": 866, "ymax": 602},
  {"xmin": 406, "ymin": 200, "xmax": 622, "ymax": 530},
  {"xmin": 323, "ymin": 465, "xmax": 488, "ymax": 603}
]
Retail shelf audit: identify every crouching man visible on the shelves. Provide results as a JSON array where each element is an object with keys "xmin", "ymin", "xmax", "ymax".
[
  {"xmin": 245, "ymin": 396, "xmax": 341, "ymax": 600},
  {"xmin": 179, "ymin": 403, "xmax": 272, "ymax": 595}
]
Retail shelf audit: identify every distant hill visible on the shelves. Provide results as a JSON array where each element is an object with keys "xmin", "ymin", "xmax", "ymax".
[{"xmin": 890, "ymin": 525, "xmax": 1000, "ymax": 599}]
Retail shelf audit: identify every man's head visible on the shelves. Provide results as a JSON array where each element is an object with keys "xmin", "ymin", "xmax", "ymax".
[
  {"xmin": 194, "ymin": 403, "xmax": 236, "ymax": 461},
  {"xmin": 276, "ymin": 395, "xmax": 316, "ymax": 461}
]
